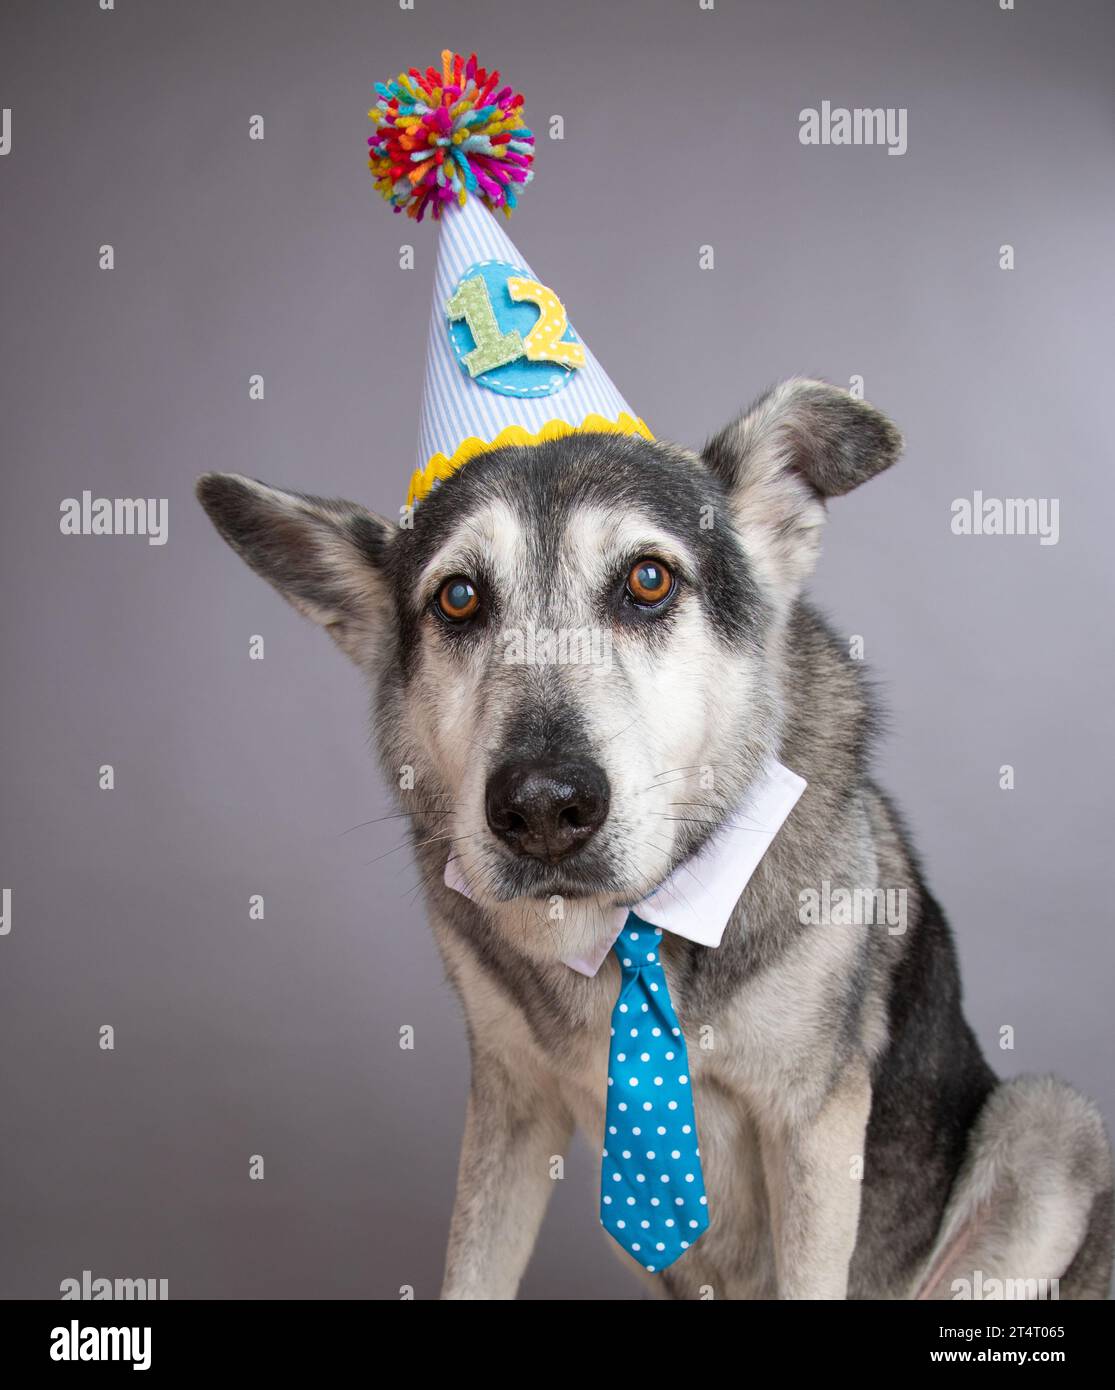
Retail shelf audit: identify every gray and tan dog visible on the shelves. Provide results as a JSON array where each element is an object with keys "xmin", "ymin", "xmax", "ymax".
[{"xmin": 198, "ymin": 380, "xmax": 1113, "ymax": 1299}]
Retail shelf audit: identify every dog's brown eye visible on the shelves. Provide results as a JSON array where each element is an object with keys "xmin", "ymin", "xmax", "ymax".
[
  {"xmin": 626, "ymin": 558, "xmax": 673, "ymax": 607},
  {"xmin": 437, "ymin": 576, "xmax": 480, "ymax": 622}
]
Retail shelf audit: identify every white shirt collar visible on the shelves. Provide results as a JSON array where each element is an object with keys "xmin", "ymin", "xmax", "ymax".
[{"xmin": 445, "ymin": 758, "xmax": 806, "ymax": 978}]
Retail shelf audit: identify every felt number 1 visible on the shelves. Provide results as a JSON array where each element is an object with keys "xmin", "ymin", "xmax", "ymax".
[
  {"xmin": 508, "ymin": 277, "xmax": 586, "ymax": 370},
  {"xmin": 446, "ymin": 276, "xmax": 524, "ymax": 378}
]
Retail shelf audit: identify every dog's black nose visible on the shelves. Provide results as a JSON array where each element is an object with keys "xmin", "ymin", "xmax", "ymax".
[{"xmin": 485, "ymin": 758, "xmax": 611, "ymax": 863}]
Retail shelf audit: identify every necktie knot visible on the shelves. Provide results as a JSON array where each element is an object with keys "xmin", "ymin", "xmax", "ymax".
[{"xmin": 615, "ymin": 914, "xmax": 664, "ymax": 972}]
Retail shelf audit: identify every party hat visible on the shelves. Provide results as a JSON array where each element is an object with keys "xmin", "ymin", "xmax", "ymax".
[{"xmin": 367, "ymin": 50, "xmax": 653, "ymax": 509}]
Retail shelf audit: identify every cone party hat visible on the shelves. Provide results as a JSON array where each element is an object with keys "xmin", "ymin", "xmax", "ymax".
[{"xmin": 368, "ymin": 50, "xmax": 653, "ymax": 509}]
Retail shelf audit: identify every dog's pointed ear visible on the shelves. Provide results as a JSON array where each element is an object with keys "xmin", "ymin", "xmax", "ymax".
[
  {"xmin": 701, "ymin": 379, "xmax": 902, "ymax": 600},
  {"xmin": 196, "ymin": 473, "xmax": 394, "ymax": 665}
]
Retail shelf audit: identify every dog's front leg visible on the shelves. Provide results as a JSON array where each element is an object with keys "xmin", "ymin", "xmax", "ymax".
[
  {"xmin": 759, "ymin": 1057, "xmax": 872, "ymax": 1300},
  {"xmin": 441, "ymin": 1050, "xmax": 573, "ymax": 1300}
]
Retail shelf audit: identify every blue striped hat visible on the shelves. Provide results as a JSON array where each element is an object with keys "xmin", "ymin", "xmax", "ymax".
[{"xmin": 407, "ymin": 192, "xmax": 652, "ymax": 508}]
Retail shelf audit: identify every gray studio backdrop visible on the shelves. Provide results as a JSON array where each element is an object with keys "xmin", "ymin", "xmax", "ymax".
[{"xmin": 1, "ymin": 0, "xmax": 1113, "ymax": 1300}]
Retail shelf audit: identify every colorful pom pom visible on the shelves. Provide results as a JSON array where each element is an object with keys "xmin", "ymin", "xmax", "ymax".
[{"xmin": 367, "ymin": 50, "xmax": 535, "ymax": 222}]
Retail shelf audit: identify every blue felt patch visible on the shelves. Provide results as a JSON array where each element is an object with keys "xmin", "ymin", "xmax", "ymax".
[{"xmin": 446, "ymin": 259, "xmax": 580, "ymax": 399}]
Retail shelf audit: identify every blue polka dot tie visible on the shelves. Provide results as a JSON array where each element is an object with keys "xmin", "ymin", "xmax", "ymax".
[{"xmin": 600, "ymin": 913, "xmax": 710, "ymax": 1272}]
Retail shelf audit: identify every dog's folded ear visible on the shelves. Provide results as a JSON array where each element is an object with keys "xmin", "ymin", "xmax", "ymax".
[
  {"xmin": 196, "ymin": 473, "xmax": 394, "ymax": 664},
  {"xmin": 701, "ymin": 379, "xmax": 903, "ymax": 600}
]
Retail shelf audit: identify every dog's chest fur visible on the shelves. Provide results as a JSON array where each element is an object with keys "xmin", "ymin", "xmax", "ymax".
[
  {"xmin": 432, "ymin": 809, "xmax": 888, "ymax": 1296},
  {"xmin": 438, "ymin": 923, "xmax": 773, "ymax": 1293}
]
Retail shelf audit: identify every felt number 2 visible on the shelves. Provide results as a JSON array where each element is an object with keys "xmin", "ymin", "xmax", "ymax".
[
  {"xmin": 508, "ymin": 277, "xmax": 586, "ymax": 370},
  {"xmin": 446, "ymin": 277, "xmax": 524, "ymax": 378}
]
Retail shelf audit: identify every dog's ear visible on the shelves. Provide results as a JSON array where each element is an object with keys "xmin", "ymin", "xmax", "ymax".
[
  {"xmin": 701, "ymin": 379, "xmax": 902, "ymax": 600},
  {"xmin": 196, "ymin": 473, "xmax": 394, "ymax": 665}
]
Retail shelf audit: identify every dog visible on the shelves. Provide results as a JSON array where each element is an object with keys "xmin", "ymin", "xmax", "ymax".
[{"xmin": 197, "ymin": 379, "xmax": 1113, "ymax": 1299}]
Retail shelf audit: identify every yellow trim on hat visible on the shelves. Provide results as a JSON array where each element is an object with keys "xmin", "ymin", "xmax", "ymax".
[{"xmin": 407, "ymin": 412, "xmax": 654, "ymax": 508}]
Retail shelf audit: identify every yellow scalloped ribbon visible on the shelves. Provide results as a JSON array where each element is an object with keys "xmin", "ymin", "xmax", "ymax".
[{"xmin": 407, "ymin": 412, "xmax": 654, "ymax": 508}]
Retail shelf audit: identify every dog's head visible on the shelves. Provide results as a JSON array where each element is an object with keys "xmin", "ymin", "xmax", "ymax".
[{"xmin": 198, "ymin": 380, "xmax": 900, "ymax": 939}]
